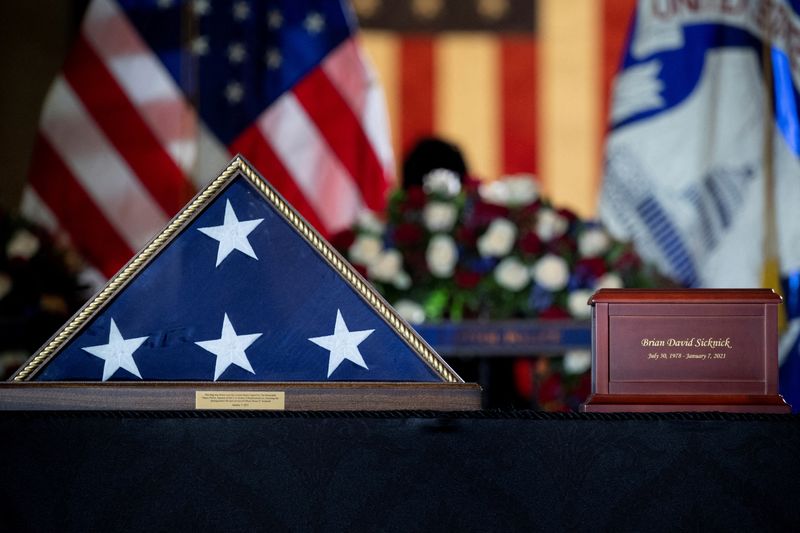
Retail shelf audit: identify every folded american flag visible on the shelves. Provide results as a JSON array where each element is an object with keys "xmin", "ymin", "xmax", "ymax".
[{"xmin": 22, "ymin": 158, "xmax": 456, "ymax": 383}]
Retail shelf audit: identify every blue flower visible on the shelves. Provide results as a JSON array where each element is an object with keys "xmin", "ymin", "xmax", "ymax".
[
  {"xmin": 467, "ymin": 257, "xmax": 498, "ymax": 274},
  {"xmin": 529, "ymin": 283, "xmax": 553, "ymax": 311}
]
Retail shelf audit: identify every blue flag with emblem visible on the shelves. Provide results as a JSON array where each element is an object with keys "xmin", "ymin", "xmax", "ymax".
[
  {"xmin": 14, "ymin": 158, "xmax": 457, "ymax": 383},
  {"xmin": 600, "ymin": 1, "xmax": 800, "ymax": 288}
]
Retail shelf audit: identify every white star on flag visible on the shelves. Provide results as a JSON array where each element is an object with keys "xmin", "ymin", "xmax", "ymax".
[
  {"xmin": 197, "ymin": 199, "xmax": 264, "ymax": 266},
  {"xmin": 82, "ymin": 319, "xmax": 148, "ymax": 381},
  {"xmin": 304, "ymin": 12, "xmax": 325, "ymax": 33},
  {"xmin": 224, "ymin": 81, "xmax": 245, "ymax": 104},
  {"xmin": 232, "ymin": 1, "xmax": 250, "ymax": 20},
  {"xmin": 228, "ymin": 42, "xmax": 247, "ymax": 63},
  {"xmin": 191, "ymin": 35, "xmax": 209, "ymax": 56},
  {"xmin": 193, "ymin": 0, "xmax": 211, "ymax": 16},
  {"xmin": 267, "ymin": 9, "xmax": 283, "ymax": 29},
  {"xmin": 195, "ymin": 313, "xmax": 262, "ymax": 381},
  {"xmin": 309, "ymin": 309, "xmax": 374, "ymax": 378},
  {"xmin": 265, "ymin": 48, "xmax": 282, "ymax": 70}
]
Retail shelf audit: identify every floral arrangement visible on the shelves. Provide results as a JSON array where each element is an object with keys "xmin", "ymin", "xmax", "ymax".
[
  {"xmin": 333, "ymin": 169, "xmax": 672, "ymax": 410},
  {"xmin": 0, "ymin": 211, "xmax": 89, "ymax": 380},
  {"xmin": 335, "ymin": 169, "xmax": 668, "ymax": 326}
]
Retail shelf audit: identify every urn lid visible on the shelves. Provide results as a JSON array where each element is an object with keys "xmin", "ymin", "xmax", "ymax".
[{"xmin": 589, "ymin": 288, "xmax": 782, "ymax": 305}]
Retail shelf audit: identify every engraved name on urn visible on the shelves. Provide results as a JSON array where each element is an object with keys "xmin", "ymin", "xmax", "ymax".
[{"xmin": 640, "ymin": 337, "xmax": 732, "ymax": 348}]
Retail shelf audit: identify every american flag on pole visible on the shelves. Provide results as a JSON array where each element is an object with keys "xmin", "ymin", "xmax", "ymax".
[
  {"xmin": 22, "ymin": 0, "xmax": 393, "ymax": 280},
  {"xmin": 14, "ymin": 158, "xmax": 457, "ymax": 383}
]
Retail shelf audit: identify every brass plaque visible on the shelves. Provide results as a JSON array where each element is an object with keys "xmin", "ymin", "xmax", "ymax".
[{"xmin": 195, "ymin": 391, "xmax": 285, "ymax": 410}]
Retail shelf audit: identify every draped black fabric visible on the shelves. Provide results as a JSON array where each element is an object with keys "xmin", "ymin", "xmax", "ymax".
[{"xmin": 1, "ymin": 411, "xmax": 799, "ymax": 532}]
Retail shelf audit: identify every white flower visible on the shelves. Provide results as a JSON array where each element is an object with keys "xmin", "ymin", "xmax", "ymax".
[
  {"xmin": 422, "ymin": 168, "xmax": 461, "ymax": 198},
  {"xmin": 494, "ymin": 257, "xmax": 531, "ymax": 291},
  {"xmin": 422, "ymin": 201, "xmax": 458, "ymax": 232},
  {"xmin": 394, "ymin": 299, "xmax": 426, "ymax": 324},
  {"xmin": 368, "ymin": 248, "xmax": 403, "ymax": 282},
  {"xmin": 478, "ymin": 180, "xmax": 510, "ymax": 206},
  {"xmin": 535, "ymin": 208, "xmax": 568, "ymax": 242},
  {"xmin": 348, "ymin": 234, "xmax": 382, "ymax": 266},
  {"xmin": 532, "ymin": 254, "xmax": 569, "ymax": 291},
  {"xmin": 578, "ymin": 227, "xmax": 611, "ymax": 258},
  {"xmin": 0, "ymin": 272, "xmax": 11, "ymax": 301},
  {"xmin": 567, "ymin": 289, "xmax": 593, "ymax": 319},
  {"xmin": 6, "ymin": 229, "xmax": 40, "ymax": 260},
  {"xmin": 355, "ymin": 209, "xmax": 385, "ymax": 234},
  {"xmin": 563, "ymin": 350, "xmax": 592, "ymax": 375},
  {"xmin": 393, "ymin": 270, "xmax": 412, "ymax": 290},
  {"xmin": 478, "ymin": 174, "xmax": 538, "ymax": 207},
  {"xmin": 595, "ymin": 272, "xmax": 624, "ymax": 289},
  {"xmin": 426, "ymin": 234, "xmax": 458, "ymax": 278},
  {"xmin": 505, "ymin": 174, "xmax": 539, "ymax": 205},
  {"xmin": 477, "ymin": 218, "xmax": 517, "ymax": 257}
]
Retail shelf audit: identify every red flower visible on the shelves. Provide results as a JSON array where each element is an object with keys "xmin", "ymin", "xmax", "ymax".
[
  {"xmin": 519, "ymin": 231, "xmax": 542, "ymax": 256},
  {"xmin": 614, "ymin": 249, "xmax": 641, "ymax": 271},
  {"xmin": 539, "ymin": 306, "xmax": 570, "ymax": 319},
  {"xmin": 352, "ymin": 263, "xmax": 368, "ymax": 278},
  {"xmin": 462, "ymin": 174, "xmax": 482, "ymax": 195},
  {"xmin": 520, "ymin": 200, "xmax": 542, "ymax": 219},
  {"xmin": 469, "ymin": 200, "xmax": 510, "ymax": 227},
  {"xmin": 455, "ymin": 269, "xmax": 481, "ymax": 289},
  {"xmin": 393, "ymin": 223, "xmax": 424, "ymax": 246},
  {"xmin": 404, "ymin": 187, "xmax": 427, "ymax": 209},
  {"xmin": 547, "ymin": 233, "xmax": 577, "ymax": 256},
  {"xmin": 576, "ymin": 257, "xmax": 607, "ymax": 279},
  {"xmin": 513, "ymin": 359, "xmax": 535, "ymax": 400},
  {"xmin": 404, "ymin": 248, "xmax": 429, "ymax": 277},
  {"xmin": 456, "ymin": 225, "xmax": 478, "ymax": 247},
  {"xmin": 557, "ymin": 207, "xmax": 578, "ymax": 225},
  {"xmin": 576, "ymin": 373, "xmax": 591, "ymax": 399},
  {"xmin": 538, "ymin": 373, "xmax": 563, "ymax": 403},
  {"xmin": 330, "ymin": 229, "xmax": 355, "ymax": 251}
]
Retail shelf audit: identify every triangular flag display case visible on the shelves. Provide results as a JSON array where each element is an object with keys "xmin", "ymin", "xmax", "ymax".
[{"xmin": 1, "ymin": 157, "xmax": 480, "ymax": 410}]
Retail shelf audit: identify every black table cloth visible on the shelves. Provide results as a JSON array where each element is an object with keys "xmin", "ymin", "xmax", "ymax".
[{"xmin": 1, "ymin": 411, "xmax": 799, "ymax": 532}]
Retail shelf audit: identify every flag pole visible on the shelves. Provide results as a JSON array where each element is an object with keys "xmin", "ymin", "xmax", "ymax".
[{"xmin": 761, "ymin": 31, "xmax": 785, "ymax": 330}]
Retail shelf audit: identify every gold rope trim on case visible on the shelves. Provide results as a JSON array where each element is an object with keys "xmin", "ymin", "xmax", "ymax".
[
  {"xmin": 235, "ymin": 160, "xmax": 459, "ymax": 383},
  {"xmin": 13, "ymin": 159, "xmax": 242, "ymax": 381},
  {"xmin": 14, "ymin": 157, "xmax": 459, "ymax": 383}
]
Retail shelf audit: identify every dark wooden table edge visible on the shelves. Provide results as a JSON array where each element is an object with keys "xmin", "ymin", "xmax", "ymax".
[
  {"xmin": 0, "ymin": 382, "xmax": 483, "ymax": 411},
  {"xmin": 581, "ymin": 393, "xmax": 792, "ymax": 413}
]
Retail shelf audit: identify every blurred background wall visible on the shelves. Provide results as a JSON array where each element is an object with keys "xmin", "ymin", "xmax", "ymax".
[{"xmin": 358, "ymin": 0, "xmax": 635, "ymax": 218}]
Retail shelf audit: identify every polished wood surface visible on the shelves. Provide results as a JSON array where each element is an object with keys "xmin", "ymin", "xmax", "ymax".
[
  {"xmin": 590, "ymin": 288, "xmax": 782, "ymax": 304},
  {"xmin": 0, "ymin": 382, "xmax": 482, "ymax": 411},
  {"xmin": 582, "ymin": 393, "xmax": 791, "ymax": 413},
  {"xmin": 584, "ymin": 288, "xmax": 787, "ymax": 413}
]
